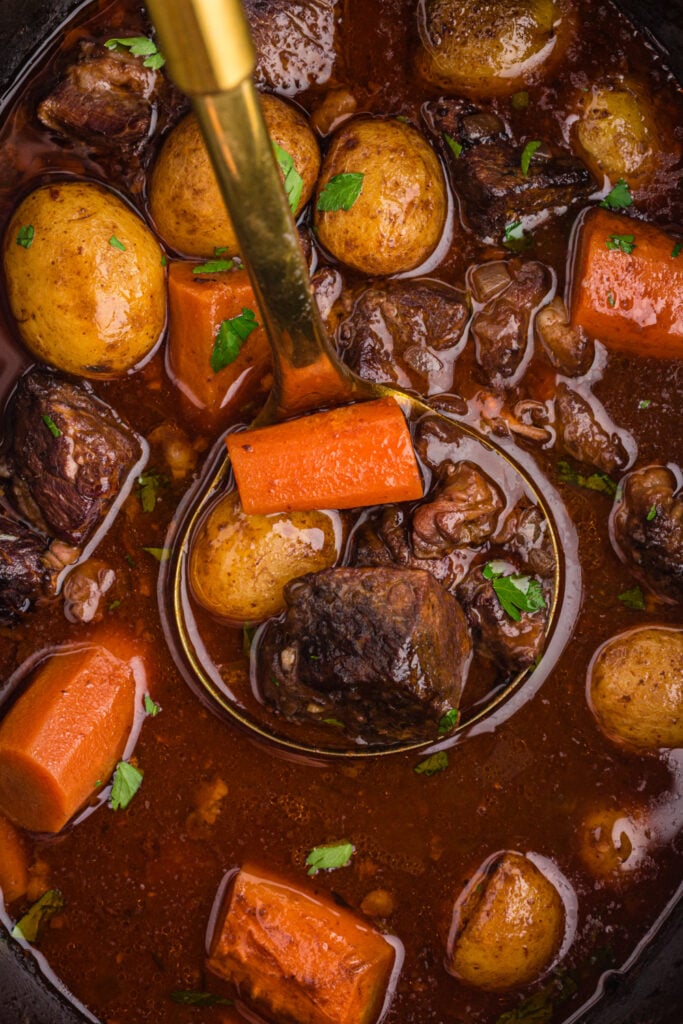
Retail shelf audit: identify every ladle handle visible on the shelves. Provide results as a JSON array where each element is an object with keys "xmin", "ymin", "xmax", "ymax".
[{"xmin": 146, "ymin": 0, "xmax": 362, "ymax": 420}]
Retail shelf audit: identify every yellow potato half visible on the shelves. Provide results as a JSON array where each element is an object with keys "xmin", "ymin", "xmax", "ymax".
[
  {"xmin": 3, "ymin": 181, "xmax": 165, "ymax": 378},
  {"xmin": 572, "ymin": 79, "xmax": 659, "ymax": 184}
]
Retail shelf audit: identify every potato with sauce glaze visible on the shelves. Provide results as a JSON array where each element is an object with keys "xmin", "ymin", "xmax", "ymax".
[
  {"xmin": 3, "ymin": 182, "xmax": 165, "ymax": 378},
  {"xmin": 149, "ymin": 94, "xmax": 320, "ymax": 258},
  {"xmin": 446, "ymin": 851, "xmax": 565, "ymax": 990},
  {"xmin": 587, "ymin": 626, "xmax": 683, "ymax": 752},
  {"xmin": 314, "ymin": 117, "xmax": 447, "ymax": 276},
  {"xmin": 189, "ymin": 490, "xmax": 343, "ymax": 624},
  {"xmin": 572, "ymin": 78, "xmax": 660, "ymax": 184},
  {"xmin": 416, "ymin": 0, "xmax": 572, "ymax": 97}
]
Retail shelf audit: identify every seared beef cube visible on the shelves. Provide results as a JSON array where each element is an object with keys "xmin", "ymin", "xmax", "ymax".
[
  {"xmin": 246, "ymin": 0, "xmax": 340, "ymax": 94},
  {"xmin": 612, "ymin": 465, "xmax": 683, "ymax": 602},
  {"xmin": 422, "ymin": 98, "xmax": 506, "ymax": 149},
  {"xmin": 338, "ymin": 279, "xmax": 468, "ymax": 396},
  {"xmin": 412, "ymin": 461, "xmax": 504, "ymax": 557},
  {"xmin": 555, "ymin": 382, "xmax": 631, "ymax": 475},
  {"xmin": 472, "ymin": 261, "xmax": 549, "ymax": 382},
  {"xmin": 0, "ymin": 514, "xmax": 56, "ymax": 622},
  {"xmin": 496, "ymin": 505, "xmax": 556, "ymax": 579},
  {"xmin": 5, "ymin": 369, "xmax": 143, "ymax": 546},
  {"xmin": 259, "ymin": 567, "xmax": 472, "ymax": 744},
  {"xmin": 458, "ymin": 565, "xmax": 548, "ymax": 673}
]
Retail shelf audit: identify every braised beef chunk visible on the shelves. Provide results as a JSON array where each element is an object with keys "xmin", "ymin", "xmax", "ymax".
[
  {"xmin": 612, "ymin": 465, "xmax": 683, "ymax": 602},
  {"xmin": 246, "ymin": 0, "xmax": 340, "ymax": 95},
  {"xmin": 457, "ymin": 565, "xmax": 548, "ymax": 673},
  {"xmin": 535, "ymin": 297, "xmax": 595, "ymax": 377},
  {"xmin": 412, "ymin": 462, "xmax": 504, "ymax": 557},
  {"xmin": 338, "ymin": 279, "xmax": 469, "ymax": 395},
  {"xmin": 0, "ymin": 514, "xmax": 55, "ymax": 622},
  {"xmin": 496, "ymin": 505, "xmax": 556, "ymax": 579},
  {"xmin": 259, "ymin": 567, "xmax": 472, "ymax": 743},
  {"xmin": 555, "ymin": 382, "xmax": 631, "ymax": 475},
  {"xmin": 5, "ymin": 369, "xmax": 143, "ymax": 546},
  {"xmin": 472, "ymin": 261, "xmax": 550, "ymax": 381}
]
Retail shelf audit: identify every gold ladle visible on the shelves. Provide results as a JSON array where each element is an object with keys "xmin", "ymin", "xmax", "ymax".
[{"xmin": 146, "ymin": 0, "xmax": 563, "ymax": 757}]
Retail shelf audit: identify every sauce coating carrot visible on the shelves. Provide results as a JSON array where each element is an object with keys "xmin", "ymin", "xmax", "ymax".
[
  {"xmin": 207, "ymin": 864, "xmax": 397, "ymax": 1024},
  {"xmin": 226, "ymin": 396, "xmax": 423, "ymax": 515},
  {"xmin": 167, "ymin": 262, "xmax": 272, "ymax": 427},
  {"xmin": 0, "ymin": 812, "xmax": 29, "ymax": 902},
  {"xmin": 569, "ymin": 208, "xmax": 683, "ymax": 357},
  {"xmin": 0, "ymin": 644, "xmax": 136, "ymax": 834}
]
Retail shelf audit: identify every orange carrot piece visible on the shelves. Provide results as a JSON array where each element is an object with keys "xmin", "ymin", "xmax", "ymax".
[
  {"xmin": 0, "ymin": 812, "xmax": 29, "ymax": 902},
  {"xmin": 569, "ymin": 208, "xmax": 683, "ymax": 357},
  {"xmin": 0, "ymin": 644, "xmax": 136, "ymax": 834},
  {"xmin": 167, "ymin": 262, "xmax": 272, "ymax": 428},
  {"xmin": 226, "ymin": 396, "xmax": 423, "ymax": 515},
  {"xmin": 207, "ymin": 864, "xmax": 397, "ymax": 1024}
]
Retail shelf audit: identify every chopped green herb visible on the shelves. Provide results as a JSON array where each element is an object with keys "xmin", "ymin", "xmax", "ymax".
[
  {"xmin": 12, "ymin": 889, "xmax": 64, "ymax": 942},
  {"xmin": 136, "ymin": 470, "xmax": 168, "ymax": 513},
  {"xmin": 444, "ymin": 132, "xmax": 463, "ymax": 159},
  {"xmin": 108, "ymin": 599, "xmax": 122, "ymax": 611},
  {"xmin": 646, "ymin": 504, "xmax": 657, "ymax": 522},
  {"xmin": 607, "ymin": 291, "xmax": 616, "ymax": 307},
  {"xmin": 503, "ymin": 219, "xmax": 531, "ymax": 252},
  {"xmin": 125, "ymin": 554, "xmax": 137, "ymax": 568},
  {"xmin": 322, "ymin": 717, "xmax": 344, "ymax": 728},
  {"xmin": 317, "ymin": 172, "xmax": 364, "ymax": 212},
  {"xmin": 606, "ymin": 233, "xmax": 636, "ymax": 255},
  {"xmin": 273, "ymin": 141, "xmax": 304, "ymax": 214},
  {"xmin": 192, "ymin": 259, "xmax": 233, "ymax": 274},
  {"xmin": 41, "ymin": 414, "xmax": 61, "ymax": 438},
  {"xmin": 495, "ymin": 971, "xmax": 577, "ymax": 1024},
  {"xmin": 483, "ymin": 562, "xmax": 546, "ymax": 622},
  {"xmin": 438, "ymin": 708, "xmax": 460, "ymax": 735},
  {"xmin": 520, "ymin": 139, "xmax": 542, "ymax": 176},
  {"xmin": 109, "ymin": 235, "xmax": 126, "ymax": 251},
  {"xmin": 142, "ymin": 546, "xmax": 170, "ymax": 562},
  {"xmin": 211, "ymin": 308, "xmax": 259, "ymax": 373},
  {"xmin": 169, "ymin": 991, "xmax": 233, "ymax": 1007},
  {"xmin": 109, "ymin": 761, "xmax": 143, "ymax": 810},
  {"xmin": 600, "ymin": 178, "xmax": 633, "ymax": 210},
  {"xmin": 104, "ymin": 35, "xmax": 165, "ymax": 69},
  {"xmin": 414, "ymin": 751, "xmax": 449, "ymax": 777},
  {"xmin": 160, "ymin": 253, "xmax": 167, "ymax": 267},
  {"xmin": 144, "ymin": 694, "xmax": 161, "ymax": 717},
  {"xmin": 638, "ymin": 399, "xmax": 651, "ymax": 409},
  {"xmin": 16, "ymin": 224, "xmax": 34, "ymax": 248},
  {"xmin": 618, "ymin": 586, "xmax": 645, "ymax": 610},
  {"xmin": 511, "ymin": 90, "xmax": 529, "ymax": 110},
  {"xmin": 672, "ymin": 241, "xmax": 682, "ymax": 259},
  {"xmin": 305, "ymin": 841, "xmax": 354, "ymax": 876},
  {"xmin": 396, "ymin": 114, "xmax": 410, "ymax": 124},
  {"xmin": 242, "ymin": 622, "xmax": 256, "ymax": 655},
  {"xmin": 270, "ymin": 674, "xmax": 280, "ymax": 688},
  {"xmin": 214, "ymin": 246, "xmax": 229, "ymax": 256},
  {"xmin": 557, "ymin": 460, "xmax": 618, "ymax": 497}
]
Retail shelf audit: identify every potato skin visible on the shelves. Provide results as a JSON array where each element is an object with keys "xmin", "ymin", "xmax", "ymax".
[
  {"xmin": 149, "ymin": 95, "xmax": 320, "ymax": 258},
  {"xmin": 314, "ymin": 117, "xmax": 447, "ymax": 276},
  {"xmin": 189, "ymin": 490, "xmax": 342, "ymax": 623},
  {"xmin": 3, "ymin": 182, "xmax": 165, "ymax": 378},
  {"xmin": 587, "ymin": 626, "xmax": 683, "ymax": 752},
  {"xmin": 447, "ymin": 851, "xmax": 565, "ymax": 990},
  {"xmin": 572, "ymin": 79, "xmax": 659, "ymax": 184},
  {"xmin": 416, "ymin": 0, "xmax": 572, "ymax": 97}
]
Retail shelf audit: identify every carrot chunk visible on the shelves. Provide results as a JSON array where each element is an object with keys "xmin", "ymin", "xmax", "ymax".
[
  {"xmin": 0, "ymin": 644, "xmax": 136, "ymax": 833},
  {"xmin": 569, "ymin": 208, "xmax": 683, "ymax": 357},
  {"xmin": 0, "ymin": 812, "xmax": 29, "ymax": 902},
  {"xmin": 226, "ymin": 396, "xmax": 423, "ymax": 515},
  {"xmin": 207, "ymin": 864, "xmax": 398, "ymax": 1024},
  {"xmin": 167, "ymin": 262, "xmax": 272, "ymax": 428}
]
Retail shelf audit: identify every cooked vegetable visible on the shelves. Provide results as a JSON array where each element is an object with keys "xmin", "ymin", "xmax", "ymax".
[
  {"xmin": 0, "ymin": 812, "xmax": 29, "ymax": 902},
  {"xmin": 109, "ymin": 760, "xmax": 143, "ymax": 810},
  {"xmin": 207, "ymin": 864, "xmax": 397, "ymax": 1024},
  {"xmin": 189, "ymin": 490, "xmax": 342, "ymax": 623},
  {"xmin": 314, "ymin": 118, "xmax": 447, "ymax": 276},
  {"xmin": 11, "ymin": 888, "xmax": 64, "ymax": 942},
  {"xmin": 572, "ymin": 78, "xmax": 660, "ymax": 183},
  {"xmin": 587, "ymin": 626, "xmax": 683, "ymax": 751},
  {"xmin": 305, "ymin": 841, "xmax": 355, "ymax": 876},
  {"xmin": 569, "ymin": 209, "xmax": 683, "ymax": 357},
  {"xmin": 2, "ymin": 181, "xmax": 165, "ymax": 377},
  {"xmin": 0, "ymin": 642, "xmax": 137, "ymax": 832},
  {"xmin": 227, "ymin": 397, "xmax": 423, "ymax": 515}
]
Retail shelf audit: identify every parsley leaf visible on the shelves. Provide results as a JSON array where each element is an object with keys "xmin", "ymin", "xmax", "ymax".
[
  {"xmin": 192, "ymin": 259, "xmax": 233, "ymax": 274},
  {"xmin": 607, "ymin": 291, "xmax": 616, "ymax": 307},
  {"xmin": 104, "ymin": 36, "xmax": 165, "ymax": 69},
  {"xmin": 41, "ymin": 414, "xmax": 61, "ymax": 438},
  {"xmin": 638, "ymin": 399, "xmax": 651, "ymax": 409},
  {"xmin": 144, "ymin": 693, "xmax": 161, "ymax": 717},
  {"xmin": 170, "ymin": 991, "xmax": 233, "ymax": 1007},
  {"xmin": 109, "ymin": 235, "xmax": 126, "ymax": 251},
  {"xmin": 600, "ymin": 178, "xmax": 633, "ymax": 210},
  {"xmin": 305, "ymin": 841, "xmax": 354, "ymax": 876},
  {"xmin": 557, "ymin": 460, "xmax": 618, "ymax": 497},
  {"xmin": 646, "ymin": 504, "xmax": 657, "ymax": 522},
  {"xmin": 211, "ymin": 308, "xmax": 259, "ymax": 373},
  {"xmin": 273, "ymin": 141, "xmax": 304, "ymax": 214},
  {"xmin": 520, "ymin": 140, "xmax": 542, "ymax": 176},
  {"xmin": 606, "ymin": 233, "xmax": 636, "ymax": 255},
  {"xmin": 672, "ymin": 241, "xmax": 682, "ymax": 259},
  {"xmin": 142, "ymin": 546, "xmax": 171, "ymax": 562},
  {"xmin": 618, "ymin": 586, "xmax": 645, "ymax": 610},
  {"xmin": 438, "ymin": 708, "xmax": 459, "ymax": 735},
  {"xmin": 444, "ymin": 132, "xmax": 463, "ymax": 159},
  {"xmin": 16, "ymin": 224, "xmax": 34, "ymax": 248},
  {"xmin": 136, "ymin": 470, "xmax": 168, "ymax": 512},
  {"xmin": 109, "ymin": 761, "xmax": 143, "ymax": 810},
  {"xmin": 11, "ymin": 889, "xmax": 63, "ymax": 942},
  {"xmin": 317, "ymin": 172, "xmax": 364, "ymax": 212},
  {"xmin": 483, "ymin": 563, "xmax": 546, "ymax": 622},
  {"xmin": 414, "ymin": 751, "xmax": 449, "ymax": 776},
  {"xmin": 503, "ymin": 220, "xmax": 531, "ymax": 252}
]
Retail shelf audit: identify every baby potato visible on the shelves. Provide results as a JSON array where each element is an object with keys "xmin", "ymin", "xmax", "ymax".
[
  {"xmin": 149, "ymin": 95, "xmax": 320, "ymax": 258},
  {"xmin": 572, "ymin": 79, "xmax": 660, "ymax": 183},
  {"xmin": 314, "ymin": 117, "xmax": 447, "ymax": 276},
  {"xmin": 189, "ymin": 489, "xmax": 343, "ymax": 623},
  {"xmin": 587, "ymin": 626, "xmax": 683, "ymax": 752},
  {"xmin": 447, "ymin": 851, "xmax": 565, "ymax": 990},
  {"xmin": 3, "ymin": 182, "xmax": 165, "ymax": 378},
  {"xmin": 415, "ymin": 0, "xmax": 572, "ymax": 97}
]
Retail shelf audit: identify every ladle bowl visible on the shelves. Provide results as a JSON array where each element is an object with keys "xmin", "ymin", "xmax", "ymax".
[{"xmin": 147, "ymin": 0, "xmax": 566, "ymax": 757}]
